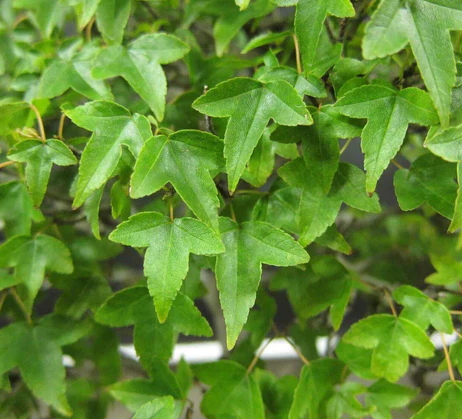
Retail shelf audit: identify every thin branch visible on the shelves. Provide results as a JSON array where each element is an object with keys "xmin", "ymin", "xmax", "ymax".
[
  {"xmin": 0, "ymin": 292, "xmax": 7, "ymax": 313},
  {"xmin": 9, "ymin": 288, "xmax": 32, "ymax": 326},
  {"xmin": 391, "ymin": 159, "xmax": 404, "ymax": 170},
  {"xmin": 30, "ymin": 104, "xmax": 46, "ymax": 142},
  {"xmin": 169, "ymin": 199, "xmax": 174, "ymax": 221},
  {"xmin": 229, "ymin": 202, "xmax": 237, "ymax": 222},
  {"xmin": 450, "ymin": 310, "xmax": 462, "ymax": 315},
  {"xmin": 141, "ymin": 0, "xmax": 158, "ymax": 20},
  {"xmin": 324, "ymin": 19, "xmax": 336, "ymax": 44},
  {"xmin": 293, "ymin": 34, "xmax": 303, "ymax": 74},
  {"xmin": 85, "ymin": 16, "xmax": 95, "ymax": 43},
  {"xmin": 339, "ymin": 138, "xmax": 353, "ymax": 155},
  {"xmin": 383, "ymin": 288, "xmax": 398, "ymax": 317},
  {"xmin": 338, "ymin": 18, "xmax": 348, "ymax": 43},
  {"xmin": 0, "ymin": 160, "xmax": 15, "ymax": 169},
  {"xmin": 440, "ymin": 332, "xmax": 455, "ymax": 382},
  {"xmin": 284, "ymin": 337, "xmax": 310, "ymax": 365},
  {"xmin": 58, "ymin": 113, "xmax": 66, "ymax": 140},
  {"xmin": 246, "ymin": 338, "xmax": 274, "ymax": 374}
]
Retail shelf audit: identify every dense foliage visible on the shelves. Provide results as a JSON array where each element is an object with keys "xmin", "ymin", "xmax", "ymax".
[{"xmin": 1, "ymin": 0, "xmax": 462, "ymax": 418}]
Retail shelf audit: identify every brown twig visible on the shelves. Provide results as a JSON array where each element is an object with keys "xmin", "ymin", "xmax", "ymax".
[
  {"xmin": 324, "ymin": 19, "xmax": 336, "ymax": 44},
  {"xmin": 391, "ymin": 159, "xmax": 404, "ymax": 170},
  {"xmin": 383, "ymin": 288, "xmax": 398, "ymax": 317},
  {"xmin": 29, "ymin": 104, "xmax": 46, "ymax": 142},
  {"xmin": 246, "ymin": 338, "xmax": 274, "ymax": 374},
  {"xmin": 58, "ymin": 113, "xmax": 66, "ymax": 140},
  {"xmin": 440, "ymin": 332, "xmax": 455, "ymax": 382},
  {"xmin": 293, "ymin": 34, "xmax": 303, "ymax": 74},
  {"xmin": 9, "ymin": 288, "xmax": 32, "ymax": 326},
  {"xmin": 0, "ymin": 161, "xmax": 15, "ymax": 169},
  {"xmin": 284, "ymin": 337, "xmax": 310, "ymax": 365}
]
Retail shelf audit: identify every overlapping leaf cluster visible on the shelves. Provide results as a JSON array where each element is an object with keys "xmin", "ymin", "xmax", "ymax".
[{"xmin": 1, "ymin": 0, "xmax": 462, "ymax": 418}]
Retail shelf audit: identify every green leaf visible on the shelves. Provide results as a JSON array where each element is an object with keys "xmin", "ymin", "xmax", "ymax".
[
  {"xmin": 294, "ymin": 0, "xmax": 354, "ymax": 75},
  {"xmin": 394, "ymin": 153, "xmax": 457, "ymax": 219},
  {"xmin": 92, "ymin": 34, "xmax": 189, "ymax": 121},
  {"xmin": 96, "ymin": 286, "xmax": 212, "ymax": 368},
  {"xmin": 335, "ymin": 84, "xmax": 438, "ymax": 193},
  {"xmin": 130, "ymin": 130, "xmax": 223, "ymax": 231},
  {"xmin": 109, "ymin": 212, "xmax": 223, "ymax": 321},
  {"xmin": 393, "ymin": 285, "xmax": 453, "ymax": 334},
  {"xmin": 0, "ymin": 316, "xmax": 89, "ymax": 415},
  {"xmin": 326, "ymin": 382, "xmax": 371, "ymax": 419},
  {"xmin": 426, "ymin": 124, "xmax": 462, "ymax": 162},
  {"xmin": 449, "ymin": 162, "xmax": 462, "ymax": 233},
  {"xmin": 95, "ymin": 0, "xmax": 131, "ymax": 45},
  {"xmin": 411, "ymin": 381, "xmax": 462, "ymax": 419},
  {"xmin": 64, "ymin": 101, "xmax": 152, "ymax": 208},
  {"xmin": 8, "ymin": 139, "xmax": 77, "ymax": 206},
  {"xmin": 73, "ymin": 0, "xmax": 101, "ymax": 29},
  {"xmin": 279, "ymin": 158, "xmax": 380, "ymax": 246},
  {"xmin": 194, "ymin": 360, "xmax": 265, "ymax": 419},
  {"xmin": 342, "ymin": 314, "xmax": 434, "ymax": 382},
  {"xmin": 83, "ymin": 185, "xmax": 105, "ymax": 240},
  {"xmin": 0, "ymin": 235, "xmax": 73, "ymax": 312},
  {"xmin": 133, "ymin": 396, "xmax": 177, "ymax": 419},
  {"xmin": 258, "ymin": 67, "xmax": 327, "ymax": 98},
  {"xmin": 13, "ymin": 0, "xmax": 66, "ymax": 38},
  {"xmin": 38, "ymin": 39, "xmax": 112, "ymax": 101},
  {"xmin": 366, "ymin": 379, "xmax": 418, "ymax": 419},
  {"xmin": 242, "ymin": 31, "xmax": 292, "ymax": 54},
  {"xmin": 0, "ymin": 181, "xmax": 34, "ymax": 237},
  {"xmin": 193, "ymin": 77, "xmax": 312, "ymax": 193},
  {"xmin": 289, "ymin": 358, "xmax": 345, "ymax": 419},
  {"xmin": 216, "ymin": 217, "xmax": 309, "ymax": 349},
  {"xmin": 362, "ymin": 0, "xmax": 462, "ymax": 126},
  {"xmin": 336, "ymin": 341, "xmax": 376, "ymax": 380}
]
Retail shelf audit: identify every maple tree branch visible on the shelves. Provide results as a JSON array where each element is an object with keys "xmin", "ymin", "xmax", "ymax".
[
  {"xmin": 324, "ymin": 19, "xmax": 336, "ymax": 44},
  {"xmin": 284, "ymin": 337, "xmax": 310, "ymax": 365},
  {"xmin": 9, "ymin": 288, "xmax": 33, "ymax": 326},
  {"xmin": 450, "ymin": 310, "xmax": 462, "ymax": 315},
  {"xmin": 246, "ymin": 337, "xmax": 274, "ymax": 374},
  {"xmin": 30, "ymin": 104, "xmax": 46, "ymax": 142},
  {"xmin": 383, "ymin": 288, "xmax": 398, "ymax": 317},
  {"xmin": 293, "ymin": 34, "xmax": 303, "ymax": 74},
  {"xmin": 58, "ymin": 113, "xmax": 66, "ymax": 140},
  {"xmin": 391, "ymin": 159, "xmax": 404, "ymax": 170},
  {"xmin": 440, "ymin": 332, "xmax": 455, "ymax": 382},
  {"xmin": 339, "ymin": 138, "xmax": 353, "ymax": 155},
  {"xmin": 0, "ymin": 160, "xmax": 15, "ymax": 170},
  {"xmin": 85, "ymin": 16, "xmax": 95, "ymax": 43}
]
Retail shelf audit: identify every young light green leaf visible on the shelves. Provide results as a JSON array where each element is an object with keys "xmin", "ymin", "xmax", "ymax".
[
  {"xmin": 393, "ymin": 285, "xmax": 453, "ymax": 334},
  {"xmin": 294, "ymin": 0, "xmax": 354, "ymax": 75},
  {"xmin": 130, "ymin": 130, "xmax": 223, "ymax": 231},
  {"xmin": 0, "ymin": 235, "xmax": 73, "ymax": 312},
  {"xmin": 92, "ymin": 34, "xmax": 189, "ymax": 121},
  {"xmin": 193, "ymin": 77, "xmax": 312, "ymax": 193},
  {"xmin": 109, "ymin": 212, "xmax": 224, "ymax": 321},
  {"xmin": 289, "ymin": 358, "xmax": 345, "ymax": 419},
  {"xmin": 411, "ymin": 381, "xmax": 462, "ymax": 419},
  {"xmin": 362, "ymin": 0, "xmax": 462, "ymax": 126},
  {"xmin": 95, "ymin": 0, "xmax": 130, "ymax": 45},
  {"xmin": 8, "ymin": 139, "xmax": 77, "ymax": 206},
  {"xmin": 38, "ymin": 39, "xmax": 112, "ymax": 101},
  {"xmin": 0, "ymin": 181, "xmax": 34, "ymax": 237},
  {"xmin": 96, "ymin": 286, "xmax": 212, "ymax": 369},
  {"xmin": 342, "ymin": 314, "xmax": 434, "ymax": 382},
  {"xmin": 83, "ymin": 185, "xmax": 105, "ymax": 240},
  {"xmin": 64, "ymin": 101, "xmax": 152, "ymax": 208},
  {"xmin": 216, "ymin": 217, "xmax": 309, "ymax": 349},
  {"xmin": 394, "ymin": 153, "xmax": 457, "ymax": 219},
  {"xmin": 335, "ymin": 84, "xmax": 438, "ymax": 194},
  {"xmin": 133, "ymin": 396, "xmax": 177, "ymax": 419},
  {"xmin": 0, "ymin": 316, "xmax": 89, "ymax": 416},
  {"xmin": 279, "ymin": 158, "xmax": 380, "ymax": 246},
  {"xmin": 336, "ymin": 341, "xmax": 376, "ymax": 380},
  {"xmin": 194, "ymin": 360, "xmax": 265, "ymax": 419}
]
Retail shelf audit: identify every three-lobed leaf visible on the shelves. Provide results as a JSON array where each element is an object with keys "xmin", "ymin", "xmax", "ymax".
[
  {"xmin": 108, "ymin": 212, "xmax": 224, "ymax": 321},
  {"xmin": 193, "ymin": 77, "xmax": 312, "ymax": 193}
]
